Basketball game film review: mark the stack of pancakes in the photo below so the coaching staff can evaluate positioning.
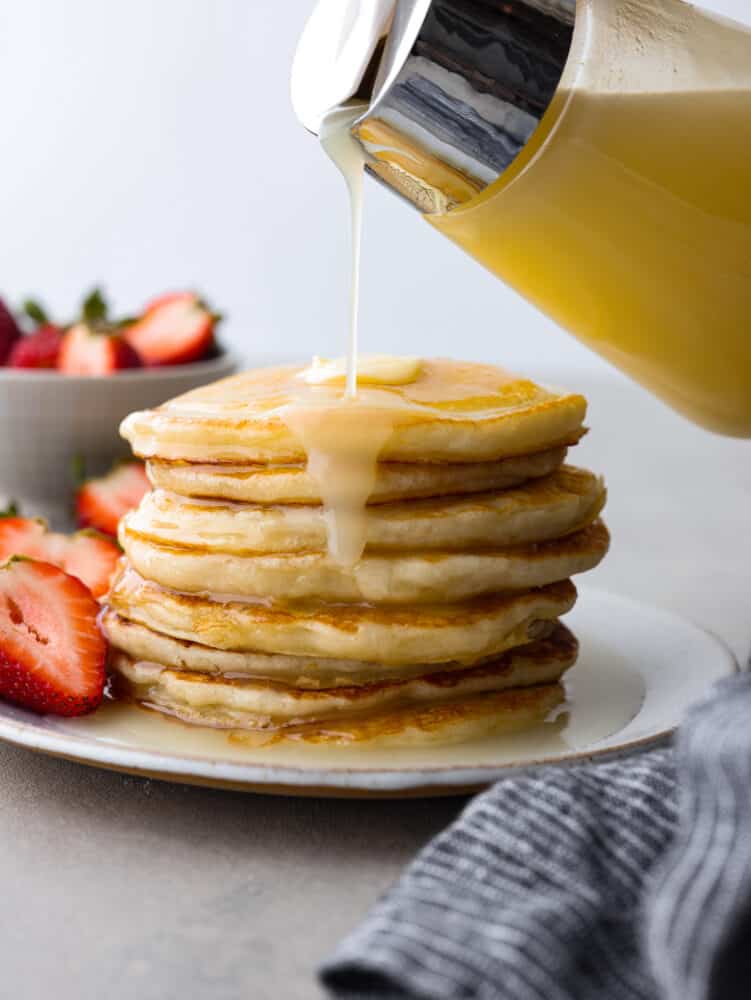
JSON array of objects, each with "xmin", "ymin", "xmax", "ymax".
[{"xmin": 103, "ymin": 359, "xmax": 609, "ymax": 746}]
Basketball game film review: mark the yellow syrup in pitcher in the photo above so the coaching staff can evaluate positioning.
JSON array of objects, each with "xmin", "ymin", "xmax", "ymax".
[{"xmin": 428, "ymin": 87, "xmax": 751, "ymax": 436}]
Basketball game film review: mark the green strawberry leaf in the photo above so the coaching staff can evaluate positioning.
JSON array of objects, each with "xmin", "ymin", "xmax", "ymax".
[
  {"xmin": 115, "ymin": 315, "xmax": 138, "ymax": 329},
  {"xmin": 82, "ymin": 288, "xmax": 109, "ymax": 327},
  {"xmin": 71, "ymin": 454, "xmax": 87, "ymax": 486},
  {"xmin": 23, "ymin": 299, "xmax": 50, "ymax": 326}
]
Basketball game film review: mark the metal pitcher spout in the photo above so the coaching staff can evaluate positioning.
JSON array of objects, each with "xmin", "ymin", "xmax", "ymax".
[{"xmin": 292, "ymin": 0, "xmax": 576, "ymax": 213}]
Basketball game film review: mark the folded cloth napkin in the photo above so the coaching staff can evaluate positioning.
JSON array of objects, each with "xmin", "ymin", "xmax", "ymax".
[{"xmin": 321, "ymin": 671, "xmax": 751, "ymax": 1000}]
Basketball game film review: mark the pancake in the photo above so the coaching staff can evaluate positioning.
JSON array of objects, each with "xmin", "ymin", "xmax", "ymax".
[
  {"xmin": 101, "ymin": 609, "xmax": 560, "ymax": 687},
  {"xmin": 109, "ymin": 623, "xmax": 576, "ymax": 730},
  {"xmin": 121, "ymin": 360, "xmax": 587, "ymax": 464},
  {"xmin": 107, "ymin": 568, "xmax": 577, "ymax": 666},
  {"xmin": 111, "ymin": 629, "xmax": 575, "ymax": 723},
  {"xmin": 127, "ymin": 466, "xmax": 605, "ymax": 554},
  {"xmin": 106, "ymin": 356, "xmax": 607, "ymax": 748},
  {"xmin": 145, "ymin": 445, "xmax": 575, "ymax": 505},
  {"xmin": 118, "ymin": 677, "xmax": 566, "ymax": 748},
  {"xmin": 119, "ymin": 519, "xmax": 609, "ymax": 604},
  {"xmin": 260, "ymin": 684, "xmax": 566, "ymax": 748}
]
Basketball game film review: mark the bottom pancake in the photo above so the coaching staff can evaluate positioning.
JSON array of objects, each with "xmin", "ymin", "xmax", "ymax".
[
  {"xmin": 264, "ymin": 684, "xmax": 568, "ymax": 748},
  {"xmin": 114, "ymin": 678, "xmax": 566, "ymax": 749},
  {"xmin": 109, "ymin": 624, "xmax": 576, "ymax": 746}
]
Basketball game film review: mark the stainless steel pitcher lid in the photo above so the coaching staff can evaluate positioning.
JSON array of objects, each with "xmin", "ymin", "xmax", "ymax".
[{"xmin": 293, "ymin": 0, "xmax": 576, "ymax": 213}]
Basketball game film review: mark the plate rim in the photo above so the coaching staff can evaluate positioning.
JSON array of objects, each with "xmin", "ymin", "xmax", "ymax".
[{"xmin": 0, "ymin": 588, "xmax": 738, "ymax": 794}]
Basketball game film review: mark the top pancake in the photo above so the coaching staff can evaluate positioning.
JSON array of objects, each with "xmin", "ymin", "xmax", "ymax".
[{"xmin": 121, "ymin": 359, "xmax": 587, "ymax": 464}]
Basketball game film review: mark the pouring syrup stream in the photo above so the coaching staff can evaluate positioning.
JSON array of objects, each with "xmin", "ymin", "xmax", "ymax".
[{"xmin": 319, "ymin": 102, "xmax": 369, "ymax": 397}]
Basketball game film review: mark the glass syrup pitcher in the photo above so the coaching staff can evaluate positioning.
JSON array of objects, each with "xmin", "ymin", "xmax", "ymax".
[{"xmin": 292, "ymin": 0, "xmax": 751, "ymax": 437}]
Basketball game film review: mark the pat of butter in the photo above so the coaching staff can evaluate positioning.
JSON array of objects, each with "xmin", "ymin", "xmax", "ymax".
[{"xmin": 299, "ymin": 354, "xmax": 422, "ymax": 386}]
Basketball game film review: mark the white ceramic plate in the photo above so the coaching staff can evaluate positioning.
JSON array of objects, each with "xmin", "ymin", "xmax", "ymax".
[{"xmin": 0, "ymin": 588, "xmax": 736, "ymax": 797}]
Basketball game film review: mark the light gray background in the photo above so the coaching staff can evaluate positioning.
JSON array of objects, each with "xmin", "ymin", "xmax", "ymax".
[{"xmin": 1, "ymin": 0, "xmax": 749, "ymax": 372}]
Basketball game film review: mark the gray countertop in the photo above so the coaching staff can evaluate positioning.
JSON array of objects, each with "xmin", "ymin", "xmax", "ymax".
[{"xmin": 1, "ymin": 371, "xmax": 749, "ymax": 1000}]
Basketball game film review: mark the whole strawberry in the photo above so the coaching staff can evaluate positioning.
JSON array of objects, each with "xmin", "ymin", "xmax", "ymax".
[
  {"xmin": 8, "ymin": 325, "xmax": 63, "ymax": 368},
  {"xmin": 0, "ymin": 297, "xmax": 22, "ymax": 365},
  {"xmin": 9, "ymin": 300, "xmax": 63, "ymax": 369},
  {"xmin": 58, "ymin": 288, "xmax": 142, "ymax": 375}
]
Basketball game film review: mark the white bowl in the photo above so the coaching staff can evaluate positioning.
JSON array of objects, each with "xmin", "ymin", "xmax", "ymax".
[{"xmin": 0, "ymin": 353, "xmax": 238, "ymax": 525}]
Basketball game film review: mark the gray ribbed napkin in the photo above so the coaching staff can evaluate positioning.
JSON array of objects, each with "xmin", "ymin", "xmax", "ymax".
[{"xmin": 321, "ymin": 671, "xmax": 751, "ymax": 1000}]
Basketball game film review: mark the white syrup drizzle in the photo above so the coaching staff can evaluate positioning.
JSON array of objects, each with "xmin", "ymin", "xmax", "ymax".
[{"xmin": 280, "ymin": 102, "xmax": 423, "ymax": 569}]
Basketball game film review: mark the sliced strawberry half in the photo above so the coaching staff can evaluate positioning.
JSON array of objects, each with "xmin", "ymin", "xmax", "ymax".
[
  {"xmin": 56, "ymin": 533, "xmax": 121, "ymax": 600},
  {"xmin": 0, "ymin": 558, "xmax": 106, "ymax": 716},
  {"xmin": 0, "ymin": 518, "xmax": 120, "ymax": 599},
  {"xmin": 8, "ymin": 324, "xmax": 63, "ymax": 369},
  {"xmin": 58, "ymin": 322, "xmax": 142, "ymax": 375},
  {"xmin": 124, "ymin": 291, "xmax": 217, "ymax": 366},
  {"xmin": 76, "ymin": 461, "xmax": 150, "ymax": 538}
]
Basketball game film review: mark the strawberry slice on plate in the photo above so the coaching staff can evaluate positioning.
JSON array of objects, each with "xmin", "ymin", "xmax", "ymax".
[
  {"xmin": 76, "ymin": 461, "xmax": 150, "ymax": 538},
  {"xmin": 0, "ymin": 518, "xmax": 120, "ymax": 599},
  {"xmin": 56, "ymin": 533, "xmax": 121, "ymax": 600},
  {"xmin": 0, "ymin": 558, "xmax": 106, "ymax": 716},
  {"xmin": 124, "ymin": 291, "xmax": 217, "ymax": 366}
]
